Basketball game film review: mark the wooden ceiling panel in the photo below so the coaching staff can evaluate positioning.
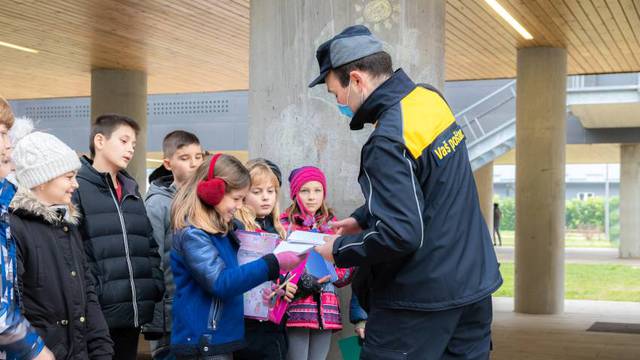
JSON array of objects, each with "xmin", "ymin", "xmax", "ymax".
[
  {"xmin": 0, "ymin": 0, "xmax": 250, "ymax": 99},
  {"xmin": 445, "ymin": 0, "xmax": 640, "ymax": 80},
  {"xmin": 1, "ymin": 0, "xmax": 639, "ymax": 99}
]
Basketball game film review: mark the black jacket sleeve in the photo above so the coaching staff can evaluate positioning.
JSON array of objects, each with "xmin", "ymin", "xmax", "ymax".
[
  {"xmin": 333, "ymin": 136, "xmax": 425, "ymax": 267},
  {"xmin": 73, "ymin": 190, "xmax": 102, "ymax": 294},
  {"xmin": 83, "ymin": 252, "xmax": 114, "ymax": 360},
  {"xmin": 12, "ymin": 219, "xmax": 27, "ymax": 315},
  {"xmin": 146, "ymin": 217, "xmax": 165, "ymax": 303},
  {"xmin": 350, "ymin": 205, "xmax": 369, "ymax": 231}
]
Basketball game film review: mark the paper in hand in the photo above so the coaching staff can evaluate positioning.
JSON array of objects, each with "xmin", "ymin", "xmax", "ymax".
[{"xmin": 273, "ymin": 230, "xmax": 327, "ymax": 255}]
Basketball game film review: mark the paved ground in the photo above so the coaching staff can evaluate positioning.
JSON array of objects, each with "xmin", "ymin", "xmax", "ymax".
[
  {"xmin": 495, "ymin": 246, "xmax": 640, "ymax": 266},
  {"xmin": 491, "ymin": 297, "xmax": 640, "ymax": 360}
]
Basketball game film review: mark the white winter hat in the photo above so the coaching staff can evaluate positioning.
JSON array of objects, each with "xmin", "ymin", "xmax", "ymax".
[{"xmin": 13, "ymin": 131, "xmax": 81, "ymax": 189}]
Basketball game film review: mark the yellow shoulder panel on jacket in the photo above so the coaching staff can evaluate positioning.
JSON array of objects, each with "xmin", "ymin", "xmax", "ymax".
[{"xmin": 400, "ymin": 87, "xmax": 455, "ymax": 159}]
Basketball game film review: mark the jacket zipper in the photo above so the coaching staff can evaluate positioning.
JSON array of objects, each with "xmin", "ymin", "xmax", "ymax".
[
  {"xmin": 208, "ymin": 297, "xmax": 222, "ymax": 330},
  {"xmin": 106, "ymin": 176, "xmax": 140, "ymax": 327}
]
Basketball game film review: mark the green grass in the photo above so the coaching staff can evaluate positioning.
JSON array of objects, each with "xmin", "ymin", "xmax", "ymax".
[
  {"xmin": 497, "ymin": 230, "xmax": 616, "ymax": 248},
  {"xmin": 494, "ymin": 262, "xmax": 640, "ymax": 302}
]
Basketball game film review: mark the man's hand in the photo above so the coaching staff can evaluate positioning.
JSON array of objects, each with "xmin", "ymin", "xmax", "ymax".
[
  {"xmin": 329, "ymin": 217, "xmax": 362, "ymax": 236},
  {"xmin": 34, "ymin": 346, "xmax": 55, "ymax": 360},
  {"xmin": 315, "ymin": 235, "xmax": 338, "ymax": 263},
  {"xmin": 355, "ymin": 321, "xmax": 366, "ymax": 339}
]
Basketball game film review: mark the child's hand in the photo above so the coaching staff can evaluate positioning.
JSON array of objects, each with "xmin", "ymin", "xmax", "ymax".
[
  {"xmin": 275, "ymin": 251, "xmax": 303, "ymax": 271},
  {"xmin": 284, "ymin": 282, "xmax": 297, "ymax": 302},
  {"xmin": 262, "ymin": 284, "xmax": 285, "ymax": 307},
  {"xmin": 355, "ymin": 321, "xmax": 366, "ymax": 339},
  {"xmin": 34, "ymin": 347, "xmax": 55, "ymax": 360},
  {"xmin": 261, "ymin": 286, "xmax": 274, "ymax": 305}
]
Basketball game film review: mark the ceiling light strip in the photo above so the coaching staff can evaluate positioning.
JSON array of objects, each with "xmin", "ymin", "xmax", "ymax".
[
  {"xmin": 485, "ymin": 0, "xmax": 534, "ymax": 40},
  {"xmin": 0, "ymin": 40, "xmax": 39, "ymax": 54}
]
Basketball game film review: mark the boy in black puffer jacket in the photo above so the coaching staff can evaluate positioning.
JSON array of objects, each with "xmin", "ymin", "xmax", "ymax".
[{"xmin": 73, "ymin": 114, "xmax": 164, "ymax": 360}]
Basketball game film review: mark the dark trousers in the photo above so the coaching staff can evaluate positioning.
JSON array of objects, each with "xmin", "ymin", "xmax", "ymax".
[
  {"xmin": 110, "ymin": 327, "xmax": 141, "ymax": 360},
  {"xmin": 493, "ymin": 227, "xmax": 502, "ymax": 246},
  {"xmin": 361, "ymin": 296, "xmax": 493, "ymax": 360},
  {"xmin": 234, "ymin": 319, "xmax": 288, "ymax": 360}
]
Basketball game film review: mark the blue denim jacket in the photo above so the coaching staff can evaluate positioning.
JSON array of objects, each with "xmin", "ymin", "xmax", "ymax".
[{"xmin": 349, "ymin": 294, "xmax": 368, "ymax": 324}]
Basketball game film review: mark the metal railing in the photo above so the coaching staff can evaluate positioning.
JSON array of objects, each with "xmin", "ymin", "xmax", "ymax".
[
  {"xmin": 457, "ymin": 73, "xmax": 640, "ymax": 167},
  {"xmin": 454, "ymin": 80, "xmax": 516, "ymax": 146}
]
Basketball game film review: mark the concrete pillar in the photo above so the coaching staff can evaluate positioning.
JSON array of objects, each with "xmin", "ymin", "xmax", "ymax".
[
  {"xmin": 619, "ymin": 144, "xmax": 640, "ymax": 258},
  {"xmin": 91, "ymin": 69, "xmax": 148, "ymax": 192},
  {"xmin": 248, "ymin": 0, "xmax": 445, "ymax": 355},
  {"xmin": 515, "ymin": 47, "xmax": 567, "ymax": 315},
  {"xmin": 474, "ymin": 161, "xmax": 494, "ymax": 236}
]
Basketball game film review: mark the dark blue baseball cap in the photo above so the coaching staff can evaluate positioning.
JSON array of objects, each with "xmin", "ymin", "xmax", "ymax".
[{"xmin": 308, "ymin": 25, "xmax": 384, "ymax": 88}]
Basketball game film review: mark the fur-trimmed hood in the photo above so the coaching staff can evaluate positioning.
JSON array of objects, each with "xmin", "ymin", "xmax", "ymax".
[{"xmin": 10, "ymin": 188, "xmax": 80, "ymax": 226}]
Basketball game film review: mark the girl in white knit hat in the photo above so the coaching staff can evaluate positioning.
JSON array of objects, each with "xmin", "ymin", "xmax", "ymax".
[{"xmin": 10, "ymin": 131, "xmax": 114, "ymax": 359}]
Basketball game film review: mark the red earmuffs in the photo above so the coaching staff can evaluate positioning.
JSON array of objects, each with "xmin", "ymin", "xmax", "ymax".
[{"xmin": 197, "ymin": 153, "xmax": 226, "ymax": 206}]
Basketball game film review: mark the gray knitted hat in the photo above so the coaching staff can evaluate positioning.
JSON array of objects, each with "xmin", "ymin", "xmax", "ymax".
[{"xmin": 13, "ymin": 131, "xmax": 81, "ymax": 189}]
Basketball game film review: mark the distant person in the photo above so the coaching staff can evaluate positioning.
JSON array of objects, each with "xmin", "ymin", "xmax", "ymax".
[{"xmin": 494, "ymin": 203, "xmax": 502, "ymax": 247}]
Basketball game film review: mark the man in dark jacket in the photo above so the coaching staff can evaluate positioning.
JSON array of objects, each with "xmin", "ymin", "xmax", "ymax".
[
  {"xmin": 314, "ymin": 26, "xmax": 503, "ymax": 359},
  {"xmin": 73, "ymin": 114, "xmax": 164, "ymax": 360}
]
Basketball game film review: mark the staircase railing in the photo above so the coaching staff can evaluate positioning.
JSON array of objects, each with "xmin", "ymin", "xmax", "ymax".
[
  {"xmin": 455, "ymin": 80, "xmax": 516, "ymax": 146},
  {"xmin": 457, "ymin": 73, "xmax": 640, "ymax": 170}
]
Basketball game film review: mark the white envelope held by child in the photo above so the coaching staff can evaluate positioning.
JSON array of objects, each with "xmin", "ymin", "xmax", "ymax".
[{"xmin": 273, "ymin": 231, "xmax": 328, "ymax": 255}]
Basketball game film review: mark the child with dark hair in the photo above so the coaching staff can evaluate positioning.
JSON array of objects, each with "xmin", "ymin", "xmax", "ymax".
[
  {"xmin": 73, "ymin": 114, "xmax": 164, "ymax": 360},
  {"xmin": 142, "ymin": 130, "xmax": 204, "ymax": 359}
]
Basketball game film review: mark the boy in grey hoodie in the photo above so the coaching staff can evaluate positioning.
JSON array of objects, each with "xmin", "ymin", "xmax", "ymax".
[{"xmin": 142, "ymin": 131, "xmax": 204, "ymax": 359}]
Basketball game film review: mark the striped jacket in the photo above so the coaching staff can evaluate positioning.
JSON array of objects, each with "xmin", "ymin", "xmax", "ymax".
[
  {"xmin": 280, "ymin": 212, "xmax": 353, "ymax": 330},
  {"xmin": 332, "ymin": 69, "xmax": 503, "ymax": 311}
]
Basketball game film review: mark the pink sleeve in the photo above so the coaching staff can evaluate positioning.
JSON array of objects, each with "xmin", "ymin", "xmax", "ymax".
[{"xmin": 333, "ymin": 265, "xmax": 355, "ymax": 288}]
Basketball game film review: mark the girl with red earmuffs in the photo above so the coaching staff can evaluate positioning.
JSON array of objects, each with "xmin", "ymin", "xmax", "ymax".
[{"xmin": 169, "ymin": 154, "xmax": 302, "ymax": 360}]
